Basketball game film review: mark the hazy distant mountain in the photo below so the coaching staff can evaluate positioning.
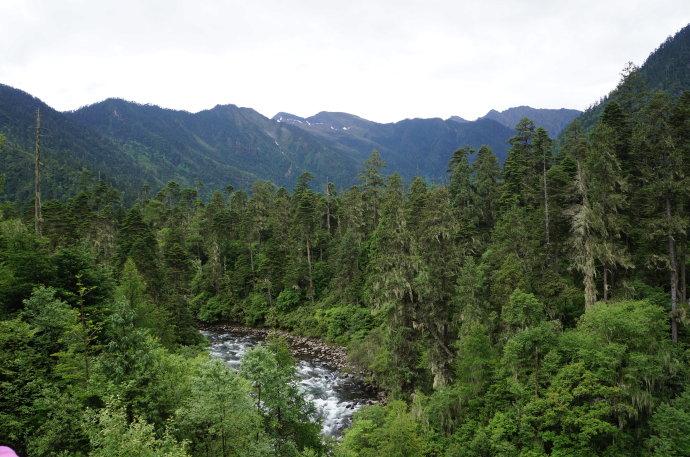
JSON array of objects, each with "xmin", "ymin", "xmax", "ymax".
[
  {"xmin": 0, "ymin": 85, "xmax": 578, "ymax": 201},
  {"xmin": 481, "ymin": 106, "xmax": 581, "ymax": 136},
  {"xmin": 273, "ymin": 110, "xmax": 516, "ymax": 183},
  {"xmin": 69, "ymin": 99, "xmax": 362, "ymax": 190},
  {"xmin": 447, "ymin": 115, "xmax": 469, "ymax": 123}
]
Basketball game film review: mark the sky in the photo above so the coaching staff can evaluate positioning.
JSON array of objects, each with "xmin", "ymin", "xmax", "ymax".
[{"xmin": 1, "ymin": 1, "xmax": 690, "ymax": 123}]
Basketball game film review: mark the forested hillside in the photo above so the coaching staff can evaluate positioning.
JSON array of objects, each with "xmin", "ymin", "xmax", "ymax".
[{"xmin": 0, "ymin": 85, "xmax": 152, "ymax": 202}]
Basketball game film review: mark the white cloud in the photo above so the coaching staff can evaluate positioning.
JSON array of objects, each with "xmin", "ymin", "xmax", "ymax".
[{"xmin": 1, "ymin": 0, "xmax": 689, "ymax": 122}]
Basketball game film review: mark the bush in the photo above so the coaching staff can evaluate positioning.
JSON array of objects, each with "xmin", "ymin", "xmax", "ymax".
[
  {"xmin": 279, "ymin": 305, "xmax": 321, "ymax": 338},
  {"xmin": 315, "ymin": 305, "xmax": 374, "ymax": 344},
  {"xmin": 243, "ymin": 292, "xmax": 268, "ymax": 326},
  {"xmin": 646, "ymin": 387, "xmax": 690, "ymax": 456},
  {"xmin": 276, "ymin": 289, "xmax": 302, "ymax": 313},
  {"xmin": 196, "ymin": 294, "xmax": 232, "ymax": 323},
  {"xmin": 336, "ymin": 401, "xmax": 430, "ymax": 457}
]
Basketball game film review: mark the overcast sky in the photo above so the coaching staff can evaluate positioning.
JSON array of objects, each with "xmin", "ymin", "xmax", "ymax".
[{"xmin": 1, "ymin": 1, "xmax": 689, "ymax": 123}]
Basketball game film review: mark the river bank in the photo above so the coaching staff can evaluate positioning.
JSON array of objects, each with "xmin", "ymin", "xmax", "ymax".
[
  {"xmin": 200, "ymin": 326, "xmax": 383, "ymax": 436},
  {"xmin": 199, "ymin": 323, "xmax": 386, "ymax": 400}
]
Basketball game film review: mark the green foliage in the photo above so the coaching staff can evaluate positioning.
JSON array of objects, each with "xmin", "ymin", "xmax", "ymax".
[
  {"xmin": 87, "ymin": 402, "xmax": 189, "ymax": 457},
  {"xmin": 276, "ymin": 289, "xmax": 301, "ymax": 313},
  {"xmin": 502, "ymin": 290, "xmax": 546, "ymax": 332},
  {"xmin": 174, "ymin": 360, "xmax": 271, "ymax": 457},
  {"xmin": 241, "ymin": 339, "xmax": 323, "ymax": 456},
  {"xmin": 314, "ymin": 305, "xmax": 374, "ymax": 343},
  {"xmin": 336, "ymin": 401, "xmax": 431, "ymax": 457},
  {"xmin": 646, "ymin": 387, "xmax": 690, "ymax": 456},
  {"xmin": 0, "ymin": 219, "xmax": 55, "ymax": 314},
  {"xmin": 196, "ymin": 293, "xmax": 233, "ymax": 323},
  {"xmin": 243, "ymin": 292, "xmax": 269, "ymax": 326}
]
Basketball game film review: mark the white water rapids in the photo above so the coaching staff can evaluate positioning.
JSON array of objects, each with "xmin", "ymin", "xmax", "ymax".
[{"xmin": 202, "ymin": 329, "xmax": 377, "ymax": 436}]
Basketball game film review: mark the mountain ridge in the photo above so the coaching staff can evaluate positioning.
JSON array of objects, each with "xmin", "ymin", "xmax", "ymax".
[
  {"xmin": 0, "ymin": 85, "xmax": 586, "ymax": 203},
  {"xmin": 480, "ymin": 106, "xmax": 581, "ymax": 136}
]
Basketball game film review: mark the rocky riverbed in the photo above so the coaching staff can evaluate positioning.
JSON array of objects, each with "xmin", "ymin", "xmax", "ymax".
[{"xmin": 200, "ymin": 325, "xmax": 381, "ymax": 436}]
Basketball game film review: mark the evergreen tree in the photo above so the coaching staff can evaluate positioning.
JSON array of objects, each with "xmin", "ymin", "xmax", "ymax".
[
  {"xmin": 533, "ymin": 127, "xmax": 553, "ymax": 245},
  {"xmin": 117, "ymin": 207, "xmax": 162, "ymax": 296},
  {"xmin": 632, "ymin": 91, "xmax": 689, "ymax": 341},
  {"xmin": 500, "ymin": 117, "xmax": 537, "ymax": 208},
  {"xmin": 360, "ymin": 151, "xmax": 386, "ymax": 232},
  {"xmin": 294, "ymin": 172, "xmax": 318, "ymax": 300},
  {"xmin": 447, "ymin": 147, "xmax": 478, "ymax": 248},
  {"xmin": 366, "ymin": 174, "xmax": 420, "ymax": 393},
  {"xmin": 472, "ymin": 145, "xmax": 500, "ymax": 242}
]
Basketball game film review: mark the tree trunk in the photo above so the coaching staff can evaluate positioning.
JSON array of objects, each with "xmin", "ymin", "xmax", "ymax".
[
  {"xmin": 667, "ymin": 197, "xmax": 678, "ymax": 343},
  {"xmin": 255, "ymin": 384, "xmax": 261, "ymax": 442},
  {"xmin": 603, "ymin": 267, "xmax": 609, "ymax": 301},
  {"xmin": 534, "ymin": 348, "xmax": 541, "ymax": 396},
  {"xmin": 34, "ymin": 108, "xmax": 43, "ymax": 236},
  {"xmin": 306, "ymin": 238, "xmax": 314, "ymax": 299},
  {"xmin": 543, "ymin": 153, "xmax": 550, "ymax": 245},
  {"xmin": 79, "ymin": 297, "xmax": 90, "ymax": 380},
  {"xmin": 576, "ymin": 156, "xmax": 596, "ymax": 309},
  {"xmin": 681, "ymin": 250, "xmax": 687, "ymax": 305},
  {"xmin": 583, "ymin": 237, "xmax": 597, "ymax": 309},
  {"xmin": 211, "ymin": 239, "xmax": 222, "ymax": 293},
  {"xmin": 325, "ymin": 184, "xmax": 332, "ymax": 232}
]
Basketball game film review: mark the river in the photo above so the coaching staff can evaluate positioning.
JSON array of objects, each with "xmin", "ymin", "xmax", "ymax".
[{"xmin": 201, "ymin": 328, "xmax": 378, "ymax": 436}]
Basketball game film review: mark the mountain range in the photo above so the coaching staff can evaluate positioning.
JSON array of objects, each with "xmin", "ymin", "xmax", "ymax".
[
  {"xmin": 0, "ymin": 85, "xmax": 579, "ymax": 201},
  {"xmin": 2, "ymin": 22, "xmax": 690, "ymax": 202}
]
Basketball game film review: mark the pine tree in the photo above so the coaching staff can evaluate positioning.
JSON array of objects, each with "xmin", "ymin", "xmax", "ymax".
[
  {"xmin": 533, "ymin": 128, "xmax": 553, "ymax": 245},
  {"xmin": 360, "ymin": 150, "xmax": 386, "ymax": 232},
  {"xmin": 587, "ymin": 122, "xmax": 631, "ymax": 300},
  {"xmin": 566, "ymin": 123, "xmax": 597, "ymax": 308},
  {"xmin": 500, "ymin": 118, "xmax": 537, "ymax": 209},
  {"xmin": 472, "ymin": 145, "xmax": 501, "ymax": 241},
  {"xmin": 447, "ymin": 147, "xmax": 478, "ymax": 247},
  {"xmin": 569, "ymin": 120, "xmax": 631, "ymax": 308},
  {"xmin": 367, "ymin": 174, "xmax": 420, "ymax": 393},
  {"xmin": 408, "ymin": 184, "xmax": 458, "ymax": 388},
  {"xmin": 117, "ymin": 207, "xmax": 162, "ymax": 296},
  {"xmin": 633, "ymin": 92, "xmax": 688, "ymax": 342},
  {"xmin": 294, "ymin": 172, "xmax": 318, "ymax": 300},
  {"xmin": 671, "ymin": 91, "xmax": 690, "ymax": 305}
]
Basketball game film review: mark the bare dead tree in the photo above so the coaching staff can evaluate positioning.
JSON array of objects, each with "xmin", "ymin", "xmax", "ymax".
[{"xmin": 34, "ymin": 108, "xmax": 43, "ymax": 236}]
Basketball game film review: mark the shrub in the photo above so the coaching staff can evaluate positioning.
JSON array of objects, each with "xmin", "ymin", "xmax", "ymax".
[
  {"xmin": 243, "ymin": 292, "xmax": 268, "ymax": 326},
  {"xmin": 196, "ymin": 294, "xmax": 231, "ymax": 323}
]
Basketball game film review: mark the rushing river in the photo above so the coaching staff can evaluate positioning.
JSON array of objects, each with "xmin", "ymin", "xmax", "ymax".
[{"xmin": 202, "ymin": 329, "xmax": 377, "ymax": 436}]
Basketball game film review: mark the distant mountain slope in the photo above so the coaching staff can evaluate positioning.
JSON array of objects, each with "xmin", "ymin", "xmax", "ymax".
[
  {"xmin": 69, "ymin": 99, "xmax": 362, "ymax": 190},
  {"xmin": 0, "ymin": 84, "xmax": 157, "ymax": 201},
  {"xmin": 640, "ymin": 23, "xmax": 690, "ymax": 95},
  {"xmin": 481, "ymin": 106, "xmax": 581, "ymax": 136},
  {"xmin": 447, "ymin": 115, "xmax": 469, "ymax": 123},
  {"xmin": 573, "ymin": 23, "xmax": 690, "ymax": 131},
  {"xmin": 272, "ymin": 111, "xmax": 516, "ymax": 182},
  {"xmin": 1, "ymin": 84, "xmax": 579, "ymax": 202}
]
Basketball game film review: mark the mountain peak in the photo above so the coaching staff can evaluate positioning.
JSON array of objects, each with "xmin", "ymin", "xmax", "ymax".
[
  {"xmin": 272, "ymin": 112, "xmax": 305, "ymax": 123},
  {"xmin": 481, "ymin": 106, "xmax": 581, "ymax": 136},
  {"xmin": 447, "ymin": 115, "xmax": 468, "ymax": 123}
]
